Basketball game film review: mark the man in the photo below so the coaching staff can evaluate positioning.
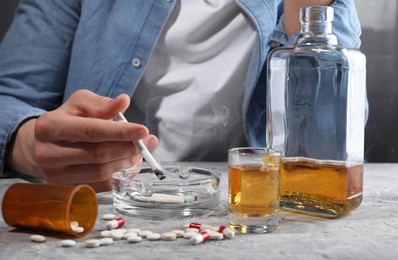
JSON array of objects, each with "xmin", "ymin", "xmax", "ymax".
[{"xmin": 0, "ymin": 0, "xmax": 361, "ymax": 192}]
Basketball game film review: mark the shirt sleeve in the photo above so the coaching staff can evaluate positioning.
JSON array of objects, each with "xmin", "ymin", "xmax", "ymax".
[
  {"xmin": 269, "ymin": 0, "xmax": 362, "ymax": 48},
  {"xmin": 0, "ymin": 0, "xmax": 80, "ymax": 176}
]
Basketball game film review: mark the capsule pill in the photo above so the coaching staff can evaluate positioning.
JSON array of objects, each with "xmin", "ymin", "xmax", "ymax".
[
  {"xmin": 106, "ymin": 217, "xmax": 125, "ymax": 230},
  {"xmin": 190, "ymin": 231, "xmax": 210, "ymax": 245},
  {"xmin": 184, "ymin": 222, "xmax": 213, "ymax": 231},
  {"xmin": 216, "ymin": 226, "xmax": 235, "ymax": 239}
]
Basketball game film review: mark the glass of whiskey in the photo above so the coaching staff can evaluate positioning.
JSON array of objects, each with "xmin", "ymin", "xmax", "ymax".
[{"xmin": 228, "ymin": 147, "xmax": 281, "ymax": 233}]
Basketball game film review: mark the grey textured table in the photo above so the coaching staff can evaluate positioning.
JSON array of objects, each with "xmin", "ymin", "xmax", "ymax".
[{"xmin": 0, "ymin": 162, "xmax": 397, "ymax": 260}]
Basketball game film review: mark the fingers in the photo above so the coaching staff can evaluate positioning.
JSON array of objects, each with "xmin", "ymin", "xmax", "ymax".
[
  {"xmin": 43, "ymin": 155, "xmax": 143, "ymax": 186},
  {"xmin": 35, "ymin": 114, "xmax": 148, "ymax": 143},
  {"xmin": 35, "ymin": 141, "xmax": 139, "ymax": 166}
]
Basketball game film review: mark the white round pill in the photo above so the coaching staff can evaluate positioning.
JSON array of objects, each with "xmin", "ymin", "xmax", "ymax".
[
  {"xmin": 123, "ymin": 232, "xmax": 137, "ymax": 239},
  {"xmin": 147, "ymin": 233, "xmax": 161, "ymax": 241},
  {"xmin": 99, "ymin": 237, "xmax": 114, "ymax": 246},
  {"xmin": 69, "ymin": 221, "xmax": 79, "ymax": 228},
  {"xmin": 183, "ymin": 231, "xmax": 197, "ymax": 239},
  {"xmin": 127, "ymin": 235, "xmax": 143, "ymax": 243},
  {"xmin": 185, "ymin": 228, "xmax": 199, "ymax": 233},
  {"xmin": 170, "ymin": 229, "xmax": 185, "ymax": 238},
  {"xmin": 71, "ymin": 225, "xmax": 84, "ymax": 233},
  {"xmin": 138, "ymin": 230, "xmax": 153, "ymax": 238},
  {"xmin": 203, "ymin": 229, "xmax": 223, "ymax": 240},
  {"xmin": 161, "ymin": 232, "xmax": 177, "ymax": 241},
  {"xmin": 30, "ymin": 234, "xmax": 46, "ymax": 243},
  {"xmin": 100, "ymin": 230, "xmax": 111, "ymax": 238},
  {"xmin": 110, "ymin": 229, "xmax": 124, "ymax": 240},
  {"xmin": 127, "ymin": 228, "xmax": 141, "ymax": 233},
  {"xmin": 102, "ymin": 213, "xmax": 116, "ymax": 221},
  {"xmin": 61, "ymin": 239, "xmax": 76, "ymax": 247},
  {"xmin": 85, "ymin": 239, "xmax": 101, "ymax": 248}
]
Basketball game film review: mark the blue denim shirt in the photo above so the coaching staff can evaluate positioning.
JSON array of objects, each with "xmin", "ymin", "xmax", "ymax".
[{"xmin": 0, "ymin": 0, "xmax": 361, "ymax": 174}]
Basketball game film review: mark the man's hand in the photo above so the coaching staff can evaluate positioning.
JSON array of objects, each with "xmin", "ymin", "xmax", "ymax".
[{"xmin": 6, "ymin": 89, "xmax": 158, "ymax": 192}]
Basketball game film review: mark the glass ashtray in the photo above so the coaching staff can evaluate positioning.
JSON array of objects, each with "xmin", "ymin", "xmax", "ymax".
[{"xmin": 112, "ymin": 166, "xmax": 222, "ymax": 219}]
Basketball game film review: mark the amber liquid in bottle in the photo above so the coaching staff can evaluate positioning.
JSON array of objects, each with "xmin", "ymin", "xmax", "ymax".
[{"xmin": 280, "ymin": 158, "xmax": 363, "ymax": 218}]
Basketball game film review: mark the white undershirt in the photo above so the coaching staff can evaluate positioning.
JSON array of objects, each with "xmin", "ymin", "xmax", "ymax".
[{"xmin": 127, "ymin": 0, "xmax": 257, "ymax": 162}]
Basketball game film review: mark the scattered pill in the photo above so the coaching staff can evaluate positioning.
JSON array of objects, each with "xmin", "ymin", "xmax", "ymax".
[
  {"xmin": 85, "ymin": 239, "xmax": 101, "ymax": 248},
  {"xmin": 106, "ymin": 217, "xmax": 125, "ymax": 230},
  {"xmin": 147, "ymin": 233, "xmax": 161, "ymax": 241},
  {"xmin": 190, "ymin": 231, "xmax": 210, "ymax": 245},
  {"xmin": 170, "ymin": 229, "xmax": 185, "ymax": 238},
  {"xmin": 215, "ymin": 226, "xmax": 235, "ymax": 239},
  {"xmin": 61, "ymin": 239, "xmax": 76, "ymax": 247},
  {"xmin": 69, "ymin": 221, "xmax": 79, "ymax": 228},
  {"xmin": 127, "ymin": 235, "xmax": 143, "ymax": 243},
  {"xmin": 185, "ymin": 228, "xmax": 199, "ymax": 233},
  {"xmin": 161, "ymin": 232, "xmax": 177, "ymax": 241},
  {"xmin": 123, "ymin": 232, "xmax": 138, "ymax": 239},
  {"xmin": 183, "ymin": 231, "xmax": 197, "ymax": 239},
  {"xmin": 71, "ymin": 225, "xmax": 84, "ymax": 233},
  {"xmin": 102, "ymin": 213, "xmax": 116, "ymax": 221},
  {"xmin": 138, "ymin": 230, "xmax": 153, "ymax": 238},
  {"xmin": 184, "ymin": 222, "xmax": 213, "ymax": 231},
  {"xmin": 110, "ymin": 229, "xmax": 125, "ymax": 240},
  {"xmin": 203, "ymin": 229, "xmax": 223, "ymax": 240},
  {"xmin": 30, "ymin": 234, "xmax": 46, "ymax": 243},
  {"xmin": 100, "ymin": 237, "xmax": 114, "ymax": 246},
  {"xmin": 127, "ymin": 228, "xmax": 141, "ymax": 233},
  {"xmin": 100, "ymin": 230, "xmax": 111, "ymax": 238}
]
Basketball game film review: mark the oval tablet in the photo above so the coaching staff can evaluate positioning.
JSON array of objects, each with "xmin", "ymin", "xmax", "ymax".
[
  {"xmin": 100, "ymin": 237, "xmax": 114, "ymax": 246},
  {"xmin": 170, "ymin": 230, "xmax": 184, "ymax": 238},
  {"xmin": 138, "ymin": 230, "xmax": 153, "ymax": 238},
  {"xmin": 85, "ymin": 239, "xmax": 101, "ymax": 248},
  {"xmin": 102, "ymin": 213, "xmax": 116, "ymax": 221},
  {"xmin": 161, "ymin": 232, "xmax": 177, "ymax": 241},
  {"xmin": 147, "ymin": 233, "xmax": 161, "ymax": 241},
  {"xmin": 61, "ymin": 239, "xmax": 76, "ymax": 247},
  {"xmin": 183, "ymin": 231, "xmax": 197, "ymax": 239},
  {"xmin": 30, "ymin": 234, "xmax": 46, "ymax": 243},
  {"xmin": 127, "ymin": 235, "xmax": 143, "ymax": 243}
]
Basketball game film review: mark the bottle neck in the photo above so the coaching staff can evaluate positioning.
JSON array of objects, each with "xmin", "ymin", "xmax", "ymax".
[{"xmin": 296, "ymin": 21, "xmax": 338, "ymax": 46}]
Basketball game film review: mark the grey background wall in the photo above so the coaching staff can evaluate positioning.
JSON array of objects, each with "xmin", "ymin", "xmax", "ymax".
[{"xmin": 0, "ymin": 1, "xmax": 396, "ymax": 162}]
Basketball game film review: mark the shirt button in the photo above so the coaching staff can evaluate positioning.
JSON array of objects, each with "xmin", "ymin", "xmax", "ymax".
[{"xmin": 131, "ymin": 58, "xmax": 141, "ymax": 68}]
